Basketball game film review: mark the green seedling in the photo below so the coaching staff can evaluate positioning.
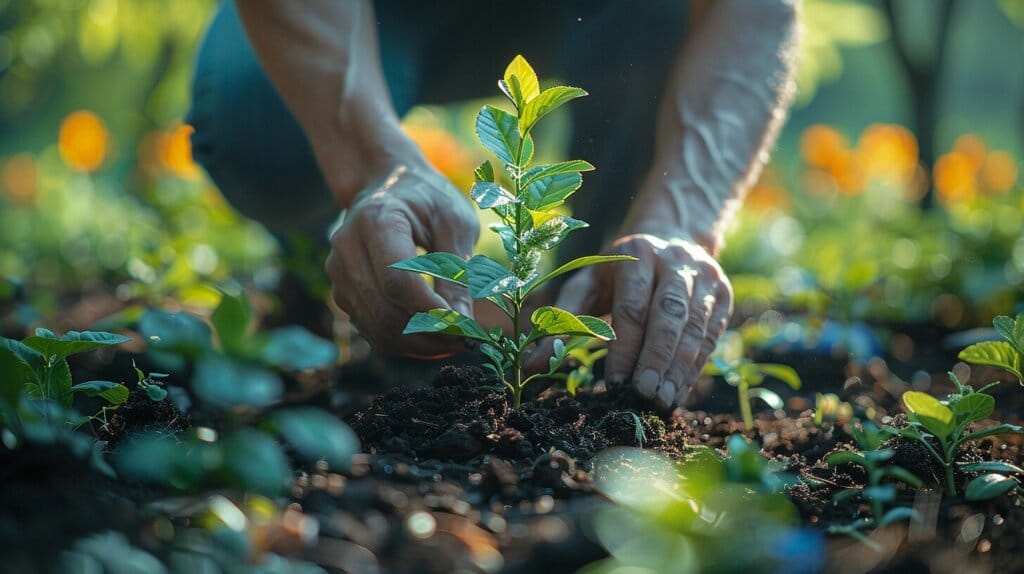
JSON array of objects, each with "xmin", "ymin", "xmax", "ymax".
[
  {"xmin": 958, "ymin": 312, "xmax": 1024, "ymax": 385},
  {"xmin": 545, "ymin": 337, "xmax": 608, "ymax": 396},
  {"xmin": 825, "ymin": 421, "xmax": 921, "ymax": 541},
  {"xmin": 0, "ymin": 328, "xmax": 131, "ymax": 429},
  {"xmin": 898, "ymin": 371, "xmax": 1022, "ymax": 497},
  {"xmin": 703, "ymin": 358, "xmax": 801, "ymax": 431},
  {"xmin": 391, "ymin": 55, "xmax": 634, "ymax": 409},
  {"xmin": 132, "ymin": 360, "xmax": 169, "ymax": 402}
]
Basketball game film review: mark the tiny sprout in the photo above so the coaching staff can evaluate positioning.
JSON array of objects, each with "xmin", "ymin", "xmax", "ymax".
[{"xmin": 703, "ymin": 358, "xmax": 801, "ymax": 431}]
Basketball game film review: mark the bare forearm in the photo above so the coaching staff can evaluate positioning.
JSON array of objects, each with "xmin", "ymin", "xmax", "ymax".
[
  {"xmin": 235, "ymin": 0, "xmax": 421, "ymax": 207},
  {"xmin": 623, "ymin": 0, "xmax": 800, "ymax": 254}
]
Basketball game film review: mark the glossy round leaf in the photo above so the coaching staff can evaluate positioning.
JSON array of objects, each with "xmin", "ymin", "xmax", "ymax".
[
  {"xmin": 272, "ymin": 407, "xmax": 360, "ymax": 470},
  {"xmin": 262, "ymin": 326, "xmax": 338, "ymax": 371},
  {"xmin": 902, "ymin": 391, "xmax": 955, "ymax": 441},
  {"xmin": 965, "ymin": 473, "xmax": 1018, "ymax": 501},
  {"xmin": 192, "ymin": 356, "xmax": 283, "ymax": 410}
]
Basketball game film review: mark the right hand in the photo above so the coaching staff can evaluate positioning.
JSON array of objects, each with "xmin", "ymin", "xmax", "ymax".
[{"xmin": 324, "ymin": 159, "xmax": 480, "ymax": 358}]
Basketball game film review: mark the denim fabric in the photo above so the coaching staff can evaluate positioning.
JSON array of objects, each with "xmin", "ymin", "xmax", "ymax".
[{"xmin": 188, "ymin": 1, "xmax": 689, "ymax": 253}]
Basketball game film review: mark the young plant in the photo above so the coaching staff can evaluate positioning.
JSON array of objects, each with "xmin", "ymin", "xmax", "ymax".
[
  {"xmin": 958, "ymin": 311, "xmax": 1024, "ymax": 385},
  {"xmin": 391, "ymin": 55, "xmax": 633, "ymax": 409},
  {"xmin": 0, "ymin": 328, "xmax": 132, "ymax": 430},
  {"xmin": 703, "ymin": 358, "xmax": 801, "ymax": 431},
  {"xmin": 825, "ymin": 421, "xmax": 921, "ymax": 540},
  {"xmin": 898, "ymin": 371, "xmax": 1022, "ymax": 496},
  {"xmin": 132, "ymin": 360, "xmax": 169, "ymax": 402},
  {"xmin": 545, "ymin": 337, "xmax": 607, "ymax": 396}
]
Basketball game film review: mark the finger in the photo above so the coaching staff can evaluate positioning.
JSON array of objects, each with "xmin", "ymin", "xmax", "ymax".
[
  {"xmin": 431, "ymin": 210, "xmax": 479, "ymax": 318},
  {"xmin": 363, "ymin": 210, "xmax": 449, "ymax": 314},
  {"xmin": 524, "ymin": 270, "xmax": 599, "ymax": 374},
  {"xmin": 683, "ymin": 284, "xmax": 733, "ymax": 391},
  {"xmin": 654, "ymin": 280, "xmax": 714, "ymax": 409},
  {"xmin": 606, "ymin": 257, "xmax": 656, "ymax": 389},
  {"xmin": 634, "ymin": 265, "xmax": 694, "ymax": 405}
]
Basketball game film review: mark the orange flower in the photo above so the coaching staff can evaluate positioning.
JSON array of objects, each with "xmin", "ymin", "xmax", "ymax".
[
  {"xmin": 953, "ymin": 134, "xmax": 987, "ymax": 173},
  {"xmin": 1, "ymin": 153, "xmax": 38, "ymax": 206},
  {"xmin": 59, "ymin": 111, "xmax": 110, "ymax": 173},
  {"xmin": 857, "ymin": 124, "xmax": 918, "ymax": 186},
  {"xmin": 403, "ymin": 124, "xmax": 477, "ymax": 191},
  {"xmin": 800, "ymin": 125, "xmax": 848, "ymax": 169},
  {"xmin": 160, "ymin": 124, "xmax": 200, "ymax": 179},
  {"xmin": 980, "ymin": 150, "xmax": 1018, "ymax": 194},
  {"xmin": 934, "ymin": 151, "xmax": 977, "ymax": 205},
  {"xmin": 745, "ymin": 168, "xmax": 790, "ymax": 214}
]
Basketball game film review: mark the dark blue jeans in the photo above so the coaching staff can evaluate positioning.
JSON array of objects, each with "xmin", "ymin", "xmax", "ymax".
[{"xmin": 188, "ymin": 1, "xmax": 689, "ymax": 261}]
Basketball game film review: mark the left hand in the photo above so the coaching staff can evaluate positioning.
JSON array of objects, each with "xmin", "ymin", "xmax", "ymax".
[{"xmin": 549, "ymin": 233, "xmax": 733, "ymax": 410}]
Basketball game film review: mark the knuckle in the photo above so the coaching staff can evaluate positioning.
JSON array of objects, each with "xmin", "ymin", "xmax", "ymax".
[
  {"xmin": 659, "ymin": 294, "xmax": 689, "ymax": 318},
  {"xmin": 615, "ymin": 299, "xmax": 648, "ymax": 325}
]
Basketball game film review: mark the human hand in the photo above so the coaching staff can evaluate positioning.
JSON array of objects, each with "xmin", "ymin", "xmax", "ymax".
[
  {"xmin": 549, "ymin": 234, "xmax": 733, "ymax": 410},
  {"xmin": 324, "ymin": 161, "xmax": 480, "ymax": 359}
]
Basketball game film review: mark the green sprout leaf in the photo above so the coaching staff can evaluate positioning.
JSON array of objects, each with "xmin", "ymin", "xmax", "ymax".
[
  {"xmin": 391, "ymin": 253, "xmax": 468, "ymax": 287},
  {"xmin": 211, "ymin": 292, "xmax": 251, "ymax": 356},
  {"xmin": 71, "ymin": 381, "xmax": 130, "ymax": 406},
  {"xmin": 958, "ymin": 341, "xmax": 1023, "ymax": 384},
  {"xmin": 470, "ymin": 182, "xmax": 517, "ymax": 209},
  {"xmin": 403, "ymin": 309, "xmax": 492, "ymax": 343},
  {"xmin": 271, "ymin": 407, "xmax": 360, "ymax": 471},
  {"xmin": 961, "ymin": 423, "xmax": 1024, "ymax": 443},
  {"xmin": 21, "ymin": 330, "xmax": 131, "ymax": 361},
  {"xmin": 965, "ymin": 473, "xmax": 1018, "ymax": 501},
  {"xmin": 467, "ymin": 255, "xmax": 526, "ymax": 298},
  {"xmin": 476, "ymin": 105, "xmax": 521, "ymax": 166},
  {"xmin": 522, "ymin": 172, "xmax": 583, "ymax": 210},
  {"xmin": 474, "ymin": 160, "xmax": 495, "ymax": 183},
  {"xmin": 748, "ymin": 387, "xmax": 784, "ymax": 410},
  {"xmin": 993, "ymin": 312, "xmax": 1024, "ymax": 354},
  {"xmin": 824, "ymin": 451, "xmax": 870, "ymax": 468},
  {"xmin": 522, "ymin": 160, "xmax": 595, "ymax": 188},
  {"xmin": 527, "ymin": 306, "xmax": 615, "ymax": 344},
  {"xmin": 902, "ymin": 391, "xmax": 955, "ymax": 441},
  {"xmin": 952, "ymin": 393, "xmax": 995, "ymax": 426},
  {"xmin": 520, "ymin": 86, "xmax": 587, "ymax": 134},
  {"xmin": 960, "ymin": 460, "xmax": 1024, "ymax": 474},
  {"xmin": 755, "ymin": 364, "xmax": 802, "ymax": 390},
  {"xmin": 503, "ymin": 54, "xmax": 540, "ymax": 106}
]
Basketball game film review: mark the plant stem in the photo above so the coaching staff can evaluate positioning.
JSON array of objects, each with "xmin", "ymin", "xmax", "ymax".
[
  {"xmin": 740, "ymin": 383, "xmax": 754, "ymax": 431},
  {"xmin": 945, "ymin": 463, "xmax": 956, "ymax": 496}
]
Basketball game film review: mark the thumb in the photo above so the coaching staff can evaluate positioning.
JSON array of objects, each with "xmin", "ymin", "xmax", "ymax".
[{"xmin": 524, "ymin": 270, "xmax": 599, "ymax": 373}]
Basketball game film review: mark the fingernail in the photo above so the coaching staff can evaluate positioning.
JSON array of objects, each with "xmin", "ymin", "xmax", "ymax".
[
  {"xmin": 608, "ymin": 374, "xmax": 626, "ymax": 386},
  {"xmin": 636, "ymin": 369, "xmax": 660, "ymax": 398},
  {"xmin": 657, "ymin": 383, "xmax": 675, "ymax": 409},
  {"xmin": 674, "ymin": 384, "xmax": 691, "ymax": 407}
]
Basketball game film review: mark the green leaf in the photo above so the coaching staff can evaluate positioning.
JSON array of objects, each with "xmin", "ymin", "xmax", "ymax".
[
  {"xmin": 960, "ymin": 460, "xmax": 1024, "ymax": 474},
  {"xmin": 952, "ymin": 393, "xmax": 995, "ymax": 425},
  {"xmin": 72, "ymin": 381, "xmax": 129, "ymax": 406},
  {"xmin": 489, "ymin": 224, "xmax": 518, "ymax": 261},
  {"xmin": 994, "ymin": 312, "xmax": 1024, "ymax": 354},
  {"xmin": 22, "ymin": 331, "xmax": 131, "ymax": 360},
  {"xmin": 566, "ymin": 368, "xmax": 593, "ymax": 397},
  {"xmin": 140, "ymin": 310, "xmax": 213, "ymax": 359},
  {"xmin": 748, "ymin": 387, "xmax": 784, "ymax": 410},
  {"xmin": 221, "ymin": 429, "xmax": 291, "ymax": 496},
  {"xmin": 271, "ymin": 407, "xmax": 360, "ymax": 470},
  {"xmin": 527, "ymin": 306, "xmax": 615, "ymax": 344},
  {"xmin": 522, "ymin": 160, "xmax": 595, "ymax": 188},
  {"xmin": 211, "ymin": 292, "xmax": 251, "ymax": 356},
  {"xmin": 902, "ymin": 391, "xmax": 955, "ymax": 441},
  {"xmin": 262, "ymin": 326, "xmax": 338, "ymax": 371},
  {"xmin": 958, "ymin": 341, "xmax": 1023, "ymax": 384},
  {"xmin": 470, "ymin": 182, "xmax": 517, "ymax": 209},
  {"xmin": 824, "ymin": 451, "xmax": 869, "ymax": 468},
  {"xmin": 0, "ymin": 346, "xmax": 27, "ymax": 413},
  {"xmin": 43, "ymin": 358, "xmax": 74, "ymax": 408},
  {"xmin": 520, "ymin": 86, "xmax": 587, "ymax": 134},
  {"xmin": 193, "ymin": 356, "xmax": 283, "ymax": 410},
  {"xmin": 0, "ymin": 337, "xmax": 44, "ymax": 379},
  {"xmin": 503, "ymin": 54, "xmax": 540, "ymax": 105},
  {"xmin": 965, "ymin": 473, "xmax": 1017, "ymax": 501},
  {"xmin": 755, "ymin": 364, "xmax": 802, "ymax": 390},
  {"xmin": 403, "ymin": 308, "xmax": 492, "ymax": 343},
  {"xmin": 522, "ymin": 172, "xmax": 583, "ymax": 211},
  {"xmin": 475, "ymin": 105, "xmax": 521, "ymax": 166},
  {"xmin": 523, "ymin": 255, "xmax": 636, "ymax": 297},
  {"xmin": 962, "ymin": 423, "xmax": 1024, "ymax": 443},
  {"xmin": 881, "ymin": 466, "xmax": 923, "ymax": 488},
  {"xmin": 145, "ymin": 386, "xmax": 168, "ymax": 402},
  {"xmin": 523, "ymin": 216, "xmax": 587, "ymax": 252},
  {"xmin": 391, "ymin": 253, "xmax": 468, "ymax": 287},
  {"xmin": 467, "ymin": 255, "xmax": 525, "ymax": 299},
  {"xmin": 474, "ymin": 160, "xmax": 495, "ymax": 183},
  {"xmin": 878, "ymin": 507, "xmax": 918, "ymax": 527}
]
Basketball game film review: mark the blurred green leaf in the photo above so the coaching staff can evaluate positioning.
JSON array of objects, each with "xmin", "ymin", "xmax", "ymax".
[
  {"xmin": 140, "ymin": 310, "xmax": 213, "ymax": 359},
  {"xmin": 211, "ymin": 292, "xmax": 251, "ymax": 356},
  {"xmin": 262, "ymin": 326, "xmax": 338, "ymax": 371},
  {"xmin": 193, "ymin": 356, "xmax": 282, "ymax": 410},
  {"xmin": 21, "ymin": 330, "xmax": 130, "ymax": 360},
  {"xmin": 272, "ymin": 407, "xmax": 360, "ymax": 470},
  {"xmin": 72, "ymin": 380, "xmax": 129, "ymax": 406},
  {"xmin": 221, "ymin": 429, "xmax": 290, "ymax": 495}
]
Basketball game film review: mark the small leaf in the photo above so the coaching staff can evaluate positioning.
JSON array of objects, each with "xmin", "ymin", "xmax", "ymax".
[
  {"xmin": 881, "ymin": 466, "xmax": 923, "ymax": 488},
  {"xmin": 862, "ymin": 485, "xmax": 896, "ymax": 503},
  {"xmin": 755, "ymin": 364, "xmax": 802, "ymax": 390},
  {"xmin": 140, "ymin": 310, "xmax": 213, "ymax": 359},
  {"xmin": 474, "ymin": 160, "xmax": 495, "ymax": 183},
  {"xmin": 221, "ymin": 429, "xmax": 291, "ymax": 495},
  {"xmin": 965, "ymin": 473, "xmax": 1018, "ymax": 501},
  {"xmin": 523, "ymin": 216, "xmax": 587, "ymax": 251},
  {"xmin": 470, "ymin": 182, "xmax": 517, "ymax": 209},
  {"xmin": 748, "ymin": 387, "xmax": 784, "ymax": 410},
  {"xmin": 825, "ymin": 451, "xmax": 869, "ymax": 468},
  {"xmin": 72, "ymin": 381, "xmax": 129, "ymax": 406},
  {"xmin": 262, "ymin": 326, "xmax": 338, "ymax": 371},
  {"xmin": 953, "ymin": 393, "xmax": 995, "ymax": 425},
  {"xmin": 193, "ymin": 356, "xmax": 283, "ymax": 410},
  {"xmin": 22, "ymin": 331, "xmax": 132, "ymax": 360},
  {"xmin": 522, "ymin": 172, "xmax": 583, "ymax": 211},
  {"xmin": 403, "ymin": 309, "xmax": 492, "ymax": 343},
  {"xmin": 467, "ymin": 255, "xmax": 525, "ymax": 299},
  {"xmin": 522, "ymin": 160, "xmax": 595, "ymax": 188},
  {"xmin": 0, "ymin": 346, "xmax": 28, "ymax": 413},
  {"xmin": 960, "ymin": 460, "xmax": 1024, "ymax": 474},
  {"xmin": 520, "ymin": 86, "xmax": 587, "ymax": 134},
  {"xmin": 527, "ymin": 306, "xmax": 615, "ymax": 344},
  {"xmin": 523, "ymin": 255, "xmax": 637, "ymax": 297},
  {"xmin": 993, "ymin": 312, "xmax": 1024, "ymax": 354},
  {"xmin": 566, "ymin": 368, "xmax": 593, "ymax": 397},
  {"xmin": 391, "ymin": 253, "xmax": 468, "ymax": 287},
  {"xmin": 503, "ymin": 55, "xmax": 540, "ymax": 105},
  {"xmin": 271, "ymin": 407, "xmax": 360, "ymax": 470},
  {"xmin": 475, "ymin": 105, "xmax": 521, "ymax": 166},
  {"xmin": 863, "ymin": 448, "xmax": 895, "ymax": 463},
  {"xmin": 958, "ymin": 341, "xmax": 1023, "ymax": 384},
  {"xmin": 0, "ymin": 337, "xmax": 44, "ymax": 379},
  {"xmin": 878, "ymin": 507, "xmax": 918, "ymax": 527},
  {"xmin": 47, "ymin": 359, "xmax": 74, "ymax": 408},
  {"xmin": 145, "ymin": 385, "xmax": 168, "ymax": 402},
  {"xmin": 211, "ymin": 292, "xmax": 251, "ymax": 355},
  {"xmin": 962, "ymin": 423, "xmax": 1024, "ymax": 442},
  {"xmin": 903, "ymin": 391, "xmax": 955, "ymax": 441}
]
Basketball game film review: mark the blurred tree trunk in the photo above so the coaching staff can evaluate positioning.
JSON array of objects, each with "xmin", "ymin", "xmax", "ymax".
[{"xmin": 882, "ymin": 0, "xmax": 960, "ymax": 208}]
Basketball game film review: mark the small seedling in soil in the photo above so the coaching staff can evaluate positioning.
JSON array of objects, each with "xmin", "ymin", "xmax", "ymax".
[
  {"xmin": 825, "ymin": 421, "xmax": 921, "ymax": 539},
  {"xmin": 958, "ymin": 311, "xmax": 1024, "ymax": 384},
  {"xmin": 703, "ymin": 358, "xmax": 801, "ymax": 431},
  {"xmin": 546, "ymin": 337, "xmax": 607, "ymax": 396},
  {"xmin": 898, "ymin": 371, "xmax": 1023, "ymax": 497},
  {"xmin": 392, "ymin": 55, "xmax": 634, "ymax": 409},
  {"xmin": 132, "ymin": 360, "xmax": 169, "ymax": 402}
]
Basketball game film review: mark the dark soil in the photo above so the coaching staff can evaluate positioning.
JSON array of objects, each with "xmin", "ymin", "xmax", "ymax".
[{"xmin": 94, "ymin": 385, "xmax": 189, "ymax": 447}]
